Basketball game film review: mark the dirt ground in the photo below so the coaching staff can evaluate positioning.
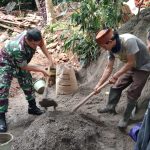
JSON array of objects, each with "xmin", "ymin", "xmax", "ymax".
[{"xmin": 4, "ymin": 8, "xmax": 150, "ymax": 150}]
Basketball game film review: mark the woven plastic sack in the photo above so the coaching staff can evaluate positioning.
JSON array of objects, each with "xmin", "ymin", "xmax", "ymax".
[{"xmin": 56, "ymin": 63, "xmax": 78, "ymax": 95}]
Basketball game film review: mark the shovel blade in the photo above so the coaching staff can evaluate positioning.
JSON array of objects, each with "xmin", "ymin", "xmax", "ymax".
[{"xmin": 39, "ymin": 98, "xmax": 58, "ymax": 109}]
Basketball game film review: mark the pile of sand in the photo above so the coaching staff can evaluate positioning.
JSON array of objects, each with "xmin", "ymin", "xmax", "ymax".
[{"xmin": 13, "ymin": 111, "xmax": 105, "ymax": 150}]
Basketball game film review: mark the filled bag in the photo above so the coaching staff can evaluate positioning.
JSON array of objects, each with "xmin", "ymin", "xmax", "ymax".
[{"xmin": 56, "ymin": 63, "xmax": 78, "ymax": 95}]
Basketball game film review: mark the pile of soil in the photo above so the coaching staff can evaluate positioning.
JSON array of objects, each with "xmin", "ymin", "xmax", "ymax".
[{"xmin": 13, "ymin": 111, "xmax": 104, "ymax": 150}]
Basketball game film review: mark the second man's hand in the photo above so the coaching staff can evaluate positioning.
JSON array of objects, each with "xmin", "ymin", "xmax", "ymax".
[{"xmin": 94, "ymin": 84, "xmax": 101, "ymax": 95}]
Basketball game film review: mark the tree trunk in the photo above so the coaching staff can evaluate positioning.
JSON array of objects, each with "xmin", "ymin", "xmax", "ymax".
[
  {"xmin": 35, "ymin": 0, "xmax": 41, "ymax": 11},
  {"xmin": 45, "ymin": 0, "xmax": 56, "ymax": 24}
]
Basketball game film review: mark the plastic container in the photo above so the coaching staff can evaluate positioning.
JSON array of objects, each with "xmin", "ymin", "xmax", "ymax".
[
  {"xmin": 33, "ymin": 79, "xmax": 46, "ymax": 94},
  {"xmin": 0, "ymin": 133, "xmax": 13, "ymax": 150}
]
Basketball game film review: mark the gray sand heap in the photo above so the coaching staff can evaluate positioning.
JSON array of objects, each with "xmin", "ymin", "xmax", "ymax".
[{"xmin": 13, "ymin": 111, "xmax": 105, "ymax": 150}]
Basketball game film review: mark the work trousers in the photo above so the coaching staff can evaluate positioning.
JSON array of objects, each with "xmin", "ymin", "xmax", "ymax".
[
  {"xmin": 0, "ymin": 64, "xmax": 35, "ymax": 113},
  {"xmin": 112, "ymin": 69, "xmax": 150, "ymax": 102}
]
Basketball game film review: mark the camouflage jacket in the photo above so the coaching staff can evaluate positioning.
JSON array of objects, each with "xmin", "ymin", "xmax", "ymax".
[{"xmin": 0, "ymin": 31, "xmax": 36, "ymax": 68}]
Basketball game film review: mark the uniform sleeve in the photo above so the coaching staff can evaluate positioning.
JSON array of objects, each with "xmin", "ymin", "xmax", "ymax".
[
  {"xmin": 12, "ymin": 44, "xmax": 27, "ymax": 67},
  {"xmin": 125, "ymin": 38, "xmax": 139, "ymax": 54}
]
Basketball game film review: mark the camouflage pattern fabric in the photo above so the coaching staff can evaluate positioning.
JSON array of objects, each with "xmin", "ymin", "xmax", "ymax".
[{"xmin": 0, "ymin": 31, "xmax": 36, "ymax": 113}]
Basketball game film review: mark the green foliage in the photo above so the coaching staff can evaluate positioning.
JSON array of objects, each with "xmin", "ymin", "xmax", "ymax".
[
  {"xmin": 62, "ymin": 0, "xmax": 123, "ymax": 66},
  {"xmin": 45, "ymin": 21, "xmax": 69, "ymax": 31},
  {"xmin": 71, "ymin": 0, "xmax": 123, "ymax": 32},
  {"xmin": 52, "ymin": 0, "xmax": 80, "ymax": 6},
  {"xmin": 71, "ymin": 0, "xmax": 102, "ymax": 33},
  {"xmin": 0, "ymin": 0, "xmax": 10, "ymax": 6},
  {"xmin": 99, "ymin": 0, "xmax": 123, "ymax": 28},
  {"xmin": 62, "ymin": 32, "xmax": 100, "ymax": 65},
  {"xmin": 0, "ymin": 0, "xmax": 35, "ymax": 7}
]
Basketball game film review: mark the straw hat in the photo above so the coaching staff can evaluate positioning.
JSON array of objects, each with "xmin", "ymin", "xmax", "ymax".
[{"xmin": 96, "ymin": 28, "xmax": 113, "ymax": 45}]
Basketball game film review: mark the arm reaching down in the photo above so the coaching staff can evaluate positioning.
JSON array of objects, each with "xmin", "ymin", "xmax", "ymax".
[
  {"xmin": 94, "ymin": 58, "xmax": 114, "ymax": 93},
  {"xmin": 110, "ymin": 54, "xmax": 136, "ymax": 83},
  {"xmin": 39, "ymin": 39, "xmax": 54, "ymax": 67},
  {"xmin": 21, "ymin": 65, "xmax": 49, "ymax": 76}
]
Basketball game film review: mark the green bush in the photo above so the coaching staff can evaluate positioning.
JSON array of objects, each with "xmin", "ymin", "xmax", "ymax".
[
  {"xmin": 0, "ymin": 0, "xmax": 36, "ymax": 8},
  {"xmin": 52, "ymin": 0, "xmax": 80, "ymax": 6},
  {"xmin": 62, "ymin": 0, "xmax": 123, "ymax": 66}
]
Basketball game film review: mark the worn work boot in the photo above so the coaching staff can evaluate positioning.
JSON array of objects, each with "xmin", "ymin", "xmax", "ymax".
[
  {"xmin": 28, "ymin": 99, "xmax": 45, "ymax": 115},
  {"xmin": 118, "ymin": 100, "xmax": 136, "ymax": 131},
  {"xmin": 97, "ymin": 87, "xmax": 122, "ymax": 114},
  {"xmin": 97, "ymin": 105, "xmax": 117, "ymax": 114},
  {"xmin": 0, "ymin": 113, "xmax": 7, "ymax": 132}
]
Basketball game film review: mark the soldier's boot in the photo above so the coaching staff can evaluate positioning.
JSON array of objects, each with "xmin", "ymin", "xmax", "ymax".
[
  {"xmin": 28, "ymin": 99, "xmax": 45, "ymax": 115},
  {"xmin": 97, "ymin": 87, "xmax": 122, "ymax": 114},
  {"xmin": 118, "ymin": 100, "xmax": 136, "ymax": 130},
  {"xmin": 0, "ymin": 113, "xmax": 7, "ymax": 132}
]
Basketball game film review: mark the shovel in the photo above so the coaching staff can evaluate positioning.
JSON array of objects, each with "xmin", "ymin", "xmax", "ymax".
[
  {"xmin": 72, "ymin": 80, "xmax": 110, "ymax": 112},
  {"xmin": 39, "ymin": 66, "xmax": 58, "ymax": 110}
]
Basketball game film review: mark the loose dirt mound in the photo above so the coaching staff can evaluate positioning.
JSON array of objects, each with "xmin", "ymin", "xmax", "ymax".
[{"xmin": 13, "ymin": 111, "xmax": 104, "ymax": 150}]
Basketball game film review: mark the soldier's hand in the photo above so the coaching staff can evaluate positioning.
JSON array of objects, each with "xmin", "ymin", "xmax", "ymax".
[{"xmin": 42, "ymin": 70, "xmax": 50, "ymax": 77}]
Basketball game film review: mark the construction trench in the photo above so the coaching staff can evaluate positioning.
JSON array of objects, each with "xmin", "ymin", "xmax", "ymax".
[{"xmin": 3, "ymin": 8, "xmax": 150, "ymax": 150}]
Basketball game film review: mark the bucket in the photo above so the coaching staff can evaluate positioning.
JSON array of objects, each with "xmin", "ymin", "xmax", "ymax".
[
  {"xmin": 0, "ymin": 133, "xmax": 13, "ymax": 150},
  {"xmin": 33, "ymin": 79, "xmax": 46, "ymax": 94}
]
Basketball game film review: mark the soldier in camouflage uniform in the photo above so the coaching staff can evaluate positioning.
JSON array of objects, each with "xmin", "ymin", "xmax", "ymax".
[{"xmin": 0, "ymin": 28, "xmax": 53, "ymax": 132}]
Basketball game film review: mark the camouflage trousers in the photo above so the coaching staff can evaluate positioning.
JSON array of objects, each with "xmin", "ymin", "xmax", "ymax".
[{"xmin": 0, "ymin": 64, "xmax": 35, "ymax": 113}]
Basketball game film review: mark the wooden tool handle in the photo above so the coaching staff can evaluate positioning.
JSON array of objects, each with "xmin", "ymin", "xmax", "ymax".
[
  {"xmin": 42, "ymin": 66, "xmax": 51, "ymax": 98},
  {"xmin": 72, "ymin": 80, "xmax": 110, "ymax": 112},
  {"xmin": 96, "ymin": 80, "xmax": 109, "ymax": 91}
]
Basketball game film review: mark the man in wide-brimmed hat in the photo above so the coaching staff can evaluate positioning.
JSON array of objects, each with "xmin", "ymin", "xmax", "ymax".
[{"xmin": 94, "ymin": 28, "xmax": 150, "ymax": 130}]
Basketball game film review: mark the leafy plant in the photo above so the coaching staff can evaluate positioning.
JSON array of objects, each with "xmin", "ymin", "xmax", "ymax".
[
  {"xmin": 62, "ymin": 0, "xmax": 123, "ymax": 66},
  {"xmin": 0, "ymin": 0, "xmax": 36, "ymax": 8},
  {"xmin": 52, "ymin": 0, "xmax": 80, "ymax": 6},
  {"xmin": 71, "ymin": 0, "xmax": 102, "ymax": 33},
  {"xmin": 61, "ymin": 30, "xmax": 99, "ymax": 66}
]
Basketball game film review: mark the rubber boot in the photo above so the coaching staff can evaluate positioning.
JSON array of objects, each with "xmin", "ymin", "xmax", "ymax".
[
  {"xmin": 97, "ymin": 87, "xmax": 122, "ymax": 114},
  {"xmin": 28, "ymin": 99, "xmax": 45, "ymax": 115},
  {"xmin": 0, "ymin": 113, "xmax": 7, "ymax": 132},
  {"xmin": 118, "ymin": 100, "xmax": 136, "ymax": 130}
]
